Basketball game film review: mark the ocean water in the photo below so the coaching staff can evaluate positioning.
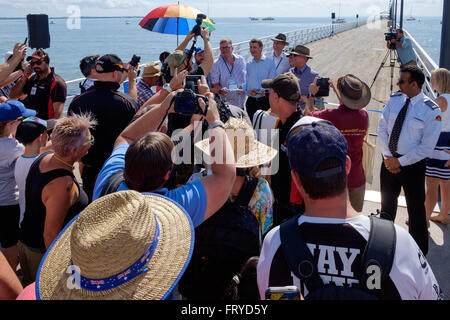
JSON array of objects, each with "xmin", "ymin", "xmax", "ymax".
[{"xmin": 0, "ymin": 16, "xmax": 442, "ymax": 94}]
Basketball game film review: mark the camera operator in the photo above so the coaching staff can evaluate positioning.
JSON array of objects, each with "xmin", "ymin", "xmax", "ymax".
[
  {"xmin": 173, "ymin": 26, "xmax": 213, "ymax": 77},
  {"xmin": 306, "ymin": 75, "xmax": 370, "ymax": 212},
  {"xmin": 387, "ymin": 29, "xmax": 417, "ymax": 68}
]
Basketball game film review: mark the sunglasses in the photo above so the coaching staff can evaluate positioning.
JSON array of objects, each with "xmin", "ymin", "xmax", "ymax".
[
  {"xmin": 220, "ymin": 46, "xmax": 231, "ymax": 50},
  {"xmin": 113, "ymin": 63, "xmax": 128, "ymax": 72},
  {"xmin": 30, "ymin": 60, "xmax": 43, "ymax": 66},
  {"xmin": 398, "ymin": 78, "xmax": 414, "ymax": 84},
  {"xmin": 83, "ymin": 135, "xmax": 95, "ymax": 146}
]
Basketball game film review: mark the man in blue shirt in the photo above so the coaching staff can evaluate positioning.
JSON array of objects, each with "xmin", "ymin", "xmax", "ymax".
[
  {"xmin": 288, "ymin": 45, "xmax": 319, "ymax": 111},
  {"xmin": 244, "ymin": 39, "xmax": 277, "ymax": 123},
  {"xmin": 93, "ymin": 79, "xmax": 236, "ymax": 228},
  {"xmin": 387, "ymin": 29, "xmax": 417, "ymax": 67}
]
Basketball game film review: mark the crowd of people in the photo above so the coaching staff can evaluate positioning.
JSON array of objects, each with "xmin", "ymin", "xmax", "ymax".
[{"xmin": 0, "ymin": 25, "xmax": 448, "ymax": 301}]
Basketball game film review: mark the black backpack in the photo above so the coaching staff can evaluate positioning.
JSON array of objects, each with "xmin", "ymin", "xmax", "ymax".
[
  {"xmin": 280, "ymin": 215, "xmax": 396, "ymax": 300},
  {"xmin": 178, "ymin": 176, "xmax": 261, "ymax": 300}
]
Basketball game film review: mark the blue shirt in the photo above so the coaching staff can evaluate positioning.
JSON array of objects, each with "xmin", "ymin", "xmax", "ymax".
[
  {"xmin": 377, "ymin": 92, "xmax": 442, "ymax": 167},
  {"xmin": 93, "ymin": 144, "xmax": 207, "ymax": 227},
  {"xmin": 396, "ymin": 37, "xmax": 417, "ymax": 65},
  {"xmin": 290, "ymin": 64, "xmax": 319, "ymax": 109},
  {"xmin": 245, "ymin": 55, "xmax": 276, "ymax": 98}
]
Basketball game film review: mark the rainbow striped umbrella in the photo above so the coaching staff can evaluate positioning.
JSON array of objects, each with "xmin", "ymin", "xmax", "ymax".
[{"xmin": 139, "ymin": 4, "xmax": 215, "ymax": 36}]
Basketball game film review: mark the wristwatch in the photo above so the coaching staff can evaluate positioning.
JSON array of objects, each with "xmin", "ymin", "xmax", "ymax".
[
  {"xmin": 208, "ymin": 121, "xmax": 225, "ymax": 130},
  {"xmin": 163, "ymin": 83, "xmax": 173, "ymax": 93}
]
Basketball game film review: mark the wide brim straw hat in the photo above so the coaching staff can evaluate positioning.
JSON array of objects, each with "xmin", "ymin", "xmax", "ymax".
[
  {"xmin": 195, "ymin": 117, "xmax": 278, "ymax": 168},
  {"xmin": 36, "ymin": 190, "xmax": 194, "ymax": 300},
  {"xmin": 337, "ymin": 74, "xmax": 371, "ymax": 110}
]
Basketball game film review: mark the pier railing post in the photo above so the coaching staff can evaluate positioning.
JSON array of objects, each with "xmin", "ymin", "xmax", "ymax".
[{"xmin": 440, "ymin": 0, "xmax": 450, "ymax": 69}]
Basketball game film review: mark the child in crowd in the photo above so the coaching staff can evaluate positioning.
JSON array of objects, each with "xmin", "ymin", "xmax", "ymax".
[
  {"xmin": 0, "ymin": 101, "xmax": 36, "ymax": 270},
  {"xmin": 14, "ymin": 117, "xmax": 54, "ymax": 227}
]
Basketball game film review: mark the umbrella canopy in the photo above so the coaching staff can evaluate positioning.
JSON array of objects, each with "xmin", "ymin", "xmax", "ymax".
[{"xmin": 139, "ymin": 4, "xmax": 215, "ymax": 35}]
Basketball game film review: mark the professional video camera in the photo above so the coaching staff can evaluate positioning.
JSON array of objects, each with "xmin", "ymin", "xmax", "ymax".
[
  {"xmin": 173, "ymin": 81, "xmax": 208, "ymax": 116},
  {"xmin": 192, "ymin": 14, "xmax": 207, "ymax": 36},
  {"xmin": 385, "ymin": 29, "xmax": 397, "ymax": 50}
]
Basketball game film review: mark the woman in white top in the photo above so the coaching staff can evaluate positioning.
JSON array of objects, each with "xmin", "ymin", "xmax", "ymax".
[{"xmin": 425, "ymin": 68, "xmax": 450, "ymax": 225}]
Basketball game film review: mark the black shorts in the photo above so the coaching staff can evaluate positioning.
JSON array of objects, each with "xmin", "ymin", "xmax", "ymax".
[{"xmin": 0, "ymin": 204, "xmax": 20, "ymax": 248}]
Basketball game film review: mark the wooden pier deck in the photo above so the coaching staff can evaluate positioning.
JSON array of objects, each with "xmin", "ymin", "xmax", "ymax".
[{"xmin": 306, "ymin": 22, "xmax": 449, "ymax": 299}]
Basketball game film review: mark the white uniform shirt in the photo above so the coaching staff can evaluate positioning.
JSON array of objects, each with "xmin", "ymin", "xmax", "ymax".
[
  {"xmin": 267, "ymin": 51, "xmax": 291, "ymax": 76},
  {"xmin": 377, "ymin": 91, "xmax": 442, "ymax": 167}
]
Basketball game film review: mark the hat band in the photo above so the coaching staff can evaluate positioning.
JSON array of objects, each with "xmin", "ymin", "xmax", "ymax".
[{"xmin": 69, "ymin": 217, "xmax": 160, "ymax": 292}]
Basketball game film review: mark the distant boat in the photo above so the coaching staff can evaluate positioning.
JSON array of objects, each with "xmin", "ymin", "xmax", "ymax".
[
  {"xmin": 262, "ymin": 17, "xmax": 274, "ymax": 21},
  {"xmin": 126, "ymin": 21, "xmax": 130, "ymax": 24},
  {"xmin": 406, "ymin": 6, "xmax": 416, "ymax": 21},
  {"xmin": 50, "ymin": 21, "xmax": 55, "ymax": 24},
  {"xmin": 249, "ymin": 17, "xmax": 259, "ymax": 21},
  {"xmin": 333, "ymin": 18, "xmax": 346, "ymax": 24}
]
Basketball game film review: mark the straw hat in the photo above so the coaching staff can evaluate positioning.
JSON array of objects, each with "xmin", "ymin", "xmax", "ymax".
[
  {"xmin": 337, "ymin": 74, "xmax": 371, "ymax": 110},
  {"xmin": 195, "ymin": 117, "xmax": 278, "ymax": 168},
  {"xmin": 36, "ymin": 190, "xmax": 194, "ymax": 300}
]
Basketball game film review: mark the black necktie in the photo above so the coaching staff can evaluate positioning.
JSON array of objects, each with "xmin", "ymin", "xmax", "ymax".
[{"xmin": 388, "ymin": 98, "xmax": 410, "ymax": 157}]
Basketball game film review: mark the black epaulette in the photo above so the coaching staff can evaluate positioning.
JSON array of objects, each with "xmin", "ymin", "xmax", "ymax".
[
  {"xmin": 424, "ymin": 99, "xmax": 439, "ymax": 110},
  {"xmin": 390, "ymin": 91, "xmax": 403, "ymax": 97}
]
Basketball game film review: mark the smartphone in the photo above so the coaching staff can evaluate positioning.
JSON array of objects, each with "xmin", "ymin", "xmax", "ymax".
[
  {"xmin": 23, "ymin": 37, "xmax": 28, "ymax": 45},
  {"xmin": 265, "ymin": 286, "xmax": 301, "ymax": 300}
]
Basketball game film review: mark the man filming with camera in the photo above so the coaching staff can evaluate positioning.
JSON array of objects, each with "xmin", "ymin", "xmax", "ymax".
[{"xmin": 386, "ymin": 29, "xmax": 417, "ymax": 68}]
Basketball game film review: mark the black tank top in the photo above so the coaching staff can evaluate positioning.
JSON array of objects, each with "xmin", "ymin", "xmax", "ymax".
[{"xmin": 19, "ymin": 152, "xmax": 88, "ymax": 251}]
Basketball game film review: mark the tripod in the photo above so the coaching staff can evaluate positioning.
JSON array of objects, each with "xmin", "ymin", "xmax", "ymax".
[{"xmin": 370, "ymin": 48, "xmax": 398, "ymax": 103}]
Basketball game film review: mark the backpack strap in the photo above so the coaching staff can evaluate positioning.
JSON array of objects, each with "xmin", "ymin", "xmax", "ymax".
[
  {"xmin": 99, "ymin": 170, "xmax": 124, "ymax": 198},
  {"xmin": 280, "ymin": 215, "xmax": 324, "ymax": 292},
  {"xmin": 235, "ymin": 176, "xmax": 259, "ymax": 207},
  {"xmin": 360, "ymin": 216, "xmax": 396, "ymax": 294}
]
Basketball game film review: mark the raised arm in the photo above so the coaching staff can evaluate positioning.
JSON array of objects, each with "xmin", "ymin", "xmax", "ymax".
[
  {"xmin": 199, "ymin": 27, "xmax": 213, "ymax": 76},
  {"xmin": 0, "ymin": 43, "xmax": 26, "ymax": 83}
]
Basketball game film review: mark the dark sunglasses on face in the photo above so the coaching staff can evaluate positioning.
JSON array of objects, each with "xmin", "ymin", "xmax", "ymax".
[{"xmin": 30, "ymin": 60, "xmax": 43, "ymax": 66}]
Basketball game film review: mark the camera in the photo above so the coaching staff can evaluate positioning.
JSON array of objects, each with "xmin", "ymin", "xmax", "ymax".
[
  {"xmin": 186, "ymin": 75, "xmax": 202, "ymax": 93},
  {"xmin": 385, "ymin": 32, "xmax": 397, "ymax": 42},
  {"xmin": 173, "ymin": 87, "xmax": 208, "ymax": 115},
  {"xmin": 130, "ymin": 54, "xmax": 141, "ymax": 68},
  {"xmin": 315, "ymin": 77, "xmax": 330, "ymax": 97},
  {"xmin": 192, "ymin": 14, "xmax": 207, "ymax": 36}
]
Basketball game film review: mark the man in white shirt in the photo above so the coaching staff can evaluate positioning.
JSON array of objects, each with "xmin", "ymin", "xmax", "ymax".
[
  {"xmin": 267, "ymin": 33, "xmax": 290, "ymax": 76},
  {"xmin": 377, "ymin": 65, "xmax": 442, "ymax": 255}
]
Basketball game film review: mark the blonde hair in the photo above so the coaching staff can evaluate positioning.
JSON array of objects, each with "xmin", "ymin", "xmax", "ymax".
[
  {"xmin": 51, "ymin": 114, "xmax": 96, "ymax": 157},
  {"xmin": 431, "ymin": 68, "xmax": 450, "ymax": 95},
  {"xmin": 220, "ymin": 38, "xmax": 233, "ymax": 46}
]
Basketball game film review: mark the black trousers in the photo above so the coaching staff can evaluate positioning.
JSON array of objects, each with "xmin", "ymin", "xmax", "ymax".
[
  {"xmin": 245, "ymin": 96, "xmax": 270, "ymax": 124},
  {"xmin": 380, "ymin": 159, "xmax": 428, "ymax": 255}
]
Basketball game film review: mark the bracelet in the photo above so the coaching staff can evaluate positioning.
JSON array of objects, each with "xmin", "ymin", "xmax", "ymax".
[{"xmin": 208, "ymin": 121, "xmax": 225, "ymax": 130}]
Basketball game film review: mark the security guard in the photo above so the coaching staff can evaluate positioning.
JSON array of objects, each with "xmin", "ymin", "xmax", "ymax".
[{"xmin": 378, "ymin": 65, "xmax": 442, "ymax": 256}]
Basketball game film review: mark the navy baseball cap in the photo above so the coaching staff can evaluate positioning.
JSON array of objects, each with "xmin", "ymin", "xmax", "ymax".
[
  {"xmin": 286, "ymin": 116, "xmax": 348, "ymax": 178},
  {"xmin": 195, "ymin": 47, "xmax": 204, "ymax": 55},
  {"xmin": 95, "ymin": 54, "xmax": 127, "ymax": 73},
  {"xmin": 15, "ymin": 117, "xmax": 48, "ymax": 144},
  {"xmin": 0, "ymin": 100, "xmax": 36, "ymax": 121}
]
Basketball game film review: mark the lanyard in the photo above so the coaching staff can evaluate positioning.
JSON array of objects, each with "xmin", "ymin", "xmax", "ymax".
[
  {"xmin": 222, "ymin": 56, "xmax": 234, "ymax": 75},
  {"xmin": 274, "ymin": 55, "xmax": 283, "ymax": 71}
]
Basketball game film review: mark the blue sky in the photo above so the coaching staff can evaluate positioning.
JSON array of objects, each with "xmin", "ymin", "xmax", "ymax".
[{"xmin": 0, "ymin": 0, "xmax": 444, "ymax": 18}]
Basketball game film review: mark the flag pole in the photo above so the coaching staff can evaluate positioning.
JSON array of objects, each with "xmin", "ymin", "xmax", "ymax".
[{"xmin": 177, "ymin": 1, "xmax": 180, "ymax": 46}]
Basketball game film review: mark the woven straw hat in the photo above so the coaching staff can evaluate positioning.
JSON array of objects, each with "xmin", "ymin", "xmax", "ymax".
[
  {"xmin": 36, "ymin": 190, "xmax": 193, "ymax": 300},
  {"xmin": 195, "ymin": 117, "xmax": 278, "ymax": 168}
]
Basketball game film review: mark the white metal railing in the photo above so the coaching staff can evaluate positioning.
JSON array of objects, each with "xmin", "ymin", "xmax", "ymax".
[
  {"xmin": 64, "ymin": 19, "xmax": 369, "ymax": 107},
  {"xmin": 403, "ymin": 29, "xmax": 439, "ymax": 100}
]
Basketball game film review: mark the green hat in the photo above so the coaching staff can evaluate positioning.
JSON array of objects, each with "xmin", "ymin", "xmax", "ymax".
[{"xmin": 167, "ymin": 50, "xmax": 186, "ymax": 76}]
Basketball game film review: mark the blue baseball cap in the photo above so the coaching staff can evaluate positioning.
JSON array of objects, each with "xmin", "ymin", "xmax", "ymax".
[
  {"xmin": 195, "ymin": 47, "xmax": 204, "ymax": 55},
  {"xmin": 286, "ymin": 116, "xmax": 347, "ymax": 178},
  {"xmin": 0, "ymin": 100, "xmax": 36, "ymax": 121}
]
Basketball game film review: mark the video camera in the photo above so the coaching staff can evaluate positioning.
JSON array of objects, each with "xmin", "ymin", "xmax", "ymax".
[
  {"xmin": 192, "ymin": 14, "xmax": 207, "ymax": 36},
  {"xmin": 385, "ymin": 29, "xmax": 397, "ymax": 49},
  {"xmin": 314, "ymin": 77, "xmax": 330, "ymax": 97}
]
